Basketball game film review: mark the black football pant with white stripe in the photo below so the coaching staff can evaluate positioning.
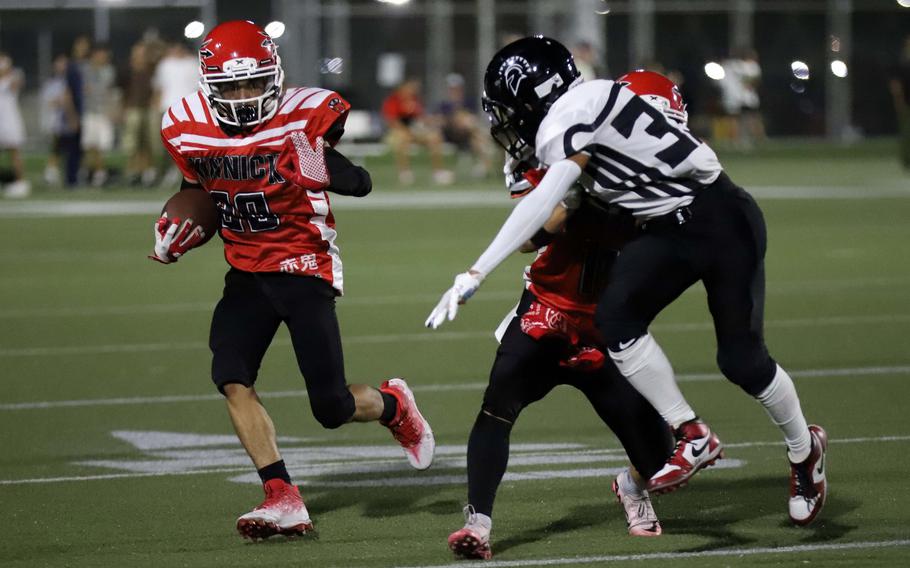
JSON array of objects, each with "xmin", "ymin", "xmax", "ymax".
[
  {"xmin": 466, "ymin": 290, "xmax": 674, "ymax": 517},
  {"xmin": 596, "ymin": 172, "xmax": 778, "ymax": 397}
]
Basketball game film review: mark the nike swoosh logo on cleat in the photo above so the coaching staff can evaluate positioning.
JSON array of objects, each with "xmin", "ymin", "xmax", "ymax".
[
  {"xmin": 813, "ymin": 453, "xmax": 826, "ymax": 482},
  {"xmin": 690, "ymin": 440, "xmax": 709, "ymax": 458}
]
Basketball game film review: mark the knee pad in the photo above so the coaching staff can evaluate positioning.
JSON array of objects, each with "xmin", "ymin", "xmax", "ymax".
[
  {"xmin": 716, "ymin": 344, "xmax": 776, "ymax": 396},
  {"xmin": 309, "ymin": 391, "xmax": 356, "ymax": 430}
]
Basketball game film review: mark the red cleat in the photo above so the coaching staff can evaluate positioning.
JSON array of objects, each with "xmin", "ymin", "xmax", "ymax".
[
  {"xmin": 647, "ymin": 419, "xmax": 724, "ymax": 494},
  {"xmin": 236, "ymin": 479, "xmax": 313, "ymax": 540},
  {"xmin": 380, "ymin": 378, "xmax": 435, "ymax": 470},
  {"xmin": 789, "ymin": 424, "xmax": 828, "ymax": 526}
]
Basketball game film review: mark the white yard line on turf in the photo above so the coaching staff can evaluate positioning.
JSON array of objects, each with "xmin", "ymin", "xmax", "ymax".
[
  {"xmin": 1, "ymin": 433, "xmax": 909, "ymax": 486},
  {"xmin": 2, "ymin": 313, "xmax": 910, "ymax": 358},
  {"xmin": 399, "ymin": 539, "xmax": 910, "ymax": 568},
  {"xmin": 1, "ymin": 364, "xmax": 909, "ymax": 411},
  {"xmin": 1, "ymin": 185, "xmax": 908, "ymax": 218}
]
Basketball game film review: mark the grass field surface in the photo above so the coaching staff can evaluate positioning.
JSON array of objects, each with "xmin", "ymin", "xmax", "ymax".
[{"xmin": 1, "ymin": 141, "xmax": 909, "ymax": 566}]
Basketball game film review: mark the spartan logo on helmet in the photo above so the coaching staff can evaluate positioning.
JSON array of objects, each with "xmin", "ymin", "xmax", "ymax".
[{"xmin": 502, "ymin": 56, "xmax": 530, "ymax": 97}]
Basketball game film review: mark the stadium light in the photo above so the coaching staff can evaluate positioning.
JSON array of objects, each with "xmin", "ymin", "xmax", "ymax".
[
  {"xmin": 897, "ymin": 0, "xmax": 910, "ymax": 8},
  {"xmin": 830, "ymin": 60, "xmax": 848, "ymax": 78},
  {"xmin": 265, "ymin": 21, "xmax": 286, "ymax": 39},
  {"xmin": 791, "ymin": 61, "xmax": 810, "ymax": 80},
  {"xmin": 184, "ymin": 21, "xmax": 205, "ymax": 40},
  {"xmin": 376, "ymin": 0, "xmax": 411, "ymax": 5},
  {"xmin": 704, "ymin": 61, "xmax": 725, "ymax": 81}
]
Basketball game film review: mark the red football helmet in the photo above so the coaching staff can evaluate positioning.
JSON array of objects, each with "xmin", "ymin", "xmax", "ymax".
[
  {"xmin": 198, "ymin": 20, "xmax": 284, "ymax": 128},
  {"xmin": 617, "ymin": 70, "xmax": 688, "ymax": 125}
]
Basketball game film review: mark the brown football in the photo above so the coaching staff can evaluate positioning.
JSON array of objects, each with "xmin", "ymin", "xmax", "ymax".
[{"xmin": 161, "ymin": 189, "xmax": 220, "ymax": 247}]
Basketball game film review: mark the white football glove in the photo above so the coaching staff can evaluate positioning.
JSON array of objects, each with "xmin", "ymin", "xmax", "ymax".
[
  {"xmin": 149, "ymin": 213, "xmax": 204, "ymax": 264},
  {"xmin": 425, "ymin": 271, "xmax": 485, "ymax": 329}
]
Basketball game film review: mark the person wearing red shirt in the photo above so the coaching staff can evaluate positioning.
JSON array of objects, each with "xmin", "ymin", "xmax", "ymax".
[
  {"xmin": 382, "ymin": 78, "xmax": 453, "ymax": 185},
  {"xmin": 150, "ymin": 20, "xmax": 435, "ymax": 540},
  {"xmin": 440, "ymin": 171, "xmax": 675, "ymax": 560}
]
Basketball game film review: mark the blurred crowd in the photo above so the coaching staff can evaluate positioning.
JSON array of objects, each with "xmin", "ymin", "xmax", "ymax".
[
  {"xmin": 0, "ymin": 32, "xmax": 199, "ymax": 197},
  {"xmin": 0, "ymin": 33, "xmax": 787, "ymax": 198}
]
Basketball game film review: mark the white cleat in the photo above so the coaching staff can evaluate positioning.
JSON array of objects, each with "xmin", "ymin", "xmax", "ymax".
[
  {"xmin": 789, "ymin": 424, "xmax": 828, "ymax": 526},
  {"xmin": 448, "ymin": 505, "xmax": 493, "ymax": 560},
  {"xmin": 380, "ymin": 378, "xmax": 436, "ymax": 470},
  {"xmin": 612, "ymin": 471, "xmax": 662, "ymax": 537}
]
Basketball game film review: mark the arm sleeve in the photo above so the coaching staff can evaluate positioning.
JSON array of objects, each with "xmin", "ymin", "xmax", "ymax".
[
  {"xmin": 325, "ymin": 146, "xmax": 372, "ymax": 197},
  {"xmin": 471, "ymin": 159, "xmax": 582, "ymax": 276}
]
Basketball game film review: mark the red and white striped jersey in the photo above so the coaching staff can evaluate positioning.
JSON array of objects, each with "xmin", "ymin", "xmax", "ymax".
[{"xmin": 161, "ymin": 87, "xmax": 351, "ymax": 293}]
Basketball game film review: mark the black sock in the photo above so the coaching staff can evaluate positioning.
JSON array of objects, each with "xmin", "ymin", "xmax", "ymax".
[
  {"xmin": 257, "ymin": 459, "xmax": 291, "ymax": 484},
  {"xmin": 467, "ymin": 411, "xmax": 513, "ymax": 517},
  {"xmin": 380, "ymin": 390, "xmax": 398, "ymax": 423}
]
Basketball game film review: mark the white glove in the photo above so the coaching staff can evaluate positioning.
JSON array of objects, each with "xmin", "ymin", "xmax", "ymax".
[
  {"xmin": 149, "ymin": 213, "xmax": 204, "ymax": 264},
  {"xmin": 425, "ymin": 271, "xmax": 485, "ymax": 329}
]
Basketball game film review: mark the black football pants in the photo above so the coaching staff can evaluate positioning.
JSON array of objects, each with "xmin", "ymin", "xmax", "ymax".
[
  {"xmin": 467, "ymin": 290, "xmax": 674, "ymax": 517},
  {"xmin": 595, "ymin": 172, "xmax": 777, "ymax": 396},
  {"xmin": 209, "ymin": 269, "xmax": 356, "ymax": 429}
]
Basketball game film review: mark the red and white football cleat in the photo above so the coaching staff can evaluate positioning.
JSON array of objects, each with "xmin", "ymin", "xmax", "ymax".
[
  {"xmin": 236, "ymin": 479, "xmax": 314, "ymax": 540},
  {"xmin": 447, "ymin": 506, "xmax": 492, "ymax": 560},
  {"xmin": 612, "ymin": 473, "xmax": 662, "ymax": 537},
  {"xmin": 647, "ymin": 419, "xmax": 724, "ymax": 494},
  {"xmin": 380, "ymin": 378, "xmax": 435, "ymax": 470},
  {"xmin": 788, "ymin": 424, "xmax": 828, "ymax": 526}
]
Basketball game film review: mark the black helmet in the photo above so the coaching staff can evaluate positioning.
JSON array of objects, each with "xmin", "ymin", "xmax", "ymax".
[{"xmin": 482, "ymin": 36, "xmax": 581, "ymax": 159}]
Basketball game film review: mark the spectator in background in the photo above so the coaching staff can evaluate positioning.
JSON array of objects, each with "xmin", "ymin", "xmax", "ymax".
[
  {"xmin": 153, "ymin": 42, "xmax": 200, "ymax": 186},
  {"xmin": 890, "ymin": 36, "xmax": 910, "ymax": 172},
  {"xmin": 62, "ymin": 35, "xmax": 91, "ymax": 187},
  {"xmin": 572, "ymin": 40, "xmax": 604, "ymax": 81},
  {"xmin": 0, "ymin": 52, "xmax": 29, "ymax": 198},
  {"xmin": 82, "ymin": 44, "xmax": 118, "ymax": 187},
  {"xmin": 434, "ymin": 73, "xmax": 490, "ymax": 178},
  {"xmin": 122, "ymin": 42, "xmax": 158, "ymax": 186},
  {"xmin": 718, "ymin": 47, "xmax": 765, "ymax": 149},
  {"xmin": 40, "ymin": 54, "xmax": 78, "ymax": 186},
  {"xmin": 382, "ymin": 78, "xmax": 453, "ymax": 185}
]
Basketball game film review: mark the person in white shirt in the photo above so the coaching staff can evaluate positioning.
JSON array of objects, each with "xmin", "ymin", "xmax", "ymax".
[
  {"xmin": 153, "ymin": 42, "xmax": 200, "ymax": 186},
  {"xmin": 0, "ymin": 53, "xmax": 29, "ymax": 198}
]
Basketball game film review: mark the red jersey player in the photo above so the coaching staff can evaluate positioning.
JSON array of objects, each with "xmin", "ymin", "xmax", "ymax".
[
  {"xmin": 150, "ymin": 20, "xmax": 435, "ymax": 540},
  {"xmin": 439, "ymin": 168, "xmax": 675, "ymax": 559}
]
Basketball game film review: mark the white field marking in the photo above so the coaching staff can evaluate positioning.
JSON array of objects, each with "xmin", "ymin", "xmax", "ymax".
[
  {"xmin": 3, "ymin": 313, "xmax": 910, "ymax": 358},
  {"xmin": 2, "ymin": 364, "xmax": 909, "ymax": 411},
  {"xmin": 1, "ymin": 185, "xmax": 908, "ymax": 218},
  {"xmin": 400, "ymin": 539, "xmax": 910, "ymax": 568},
  {"xmin": 0, "ymin": 291, "xmax": 520, "ymax": 319},
  {"xmin": 1, "ymin": 431, "xmax": 908, "ymax": 487}
]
